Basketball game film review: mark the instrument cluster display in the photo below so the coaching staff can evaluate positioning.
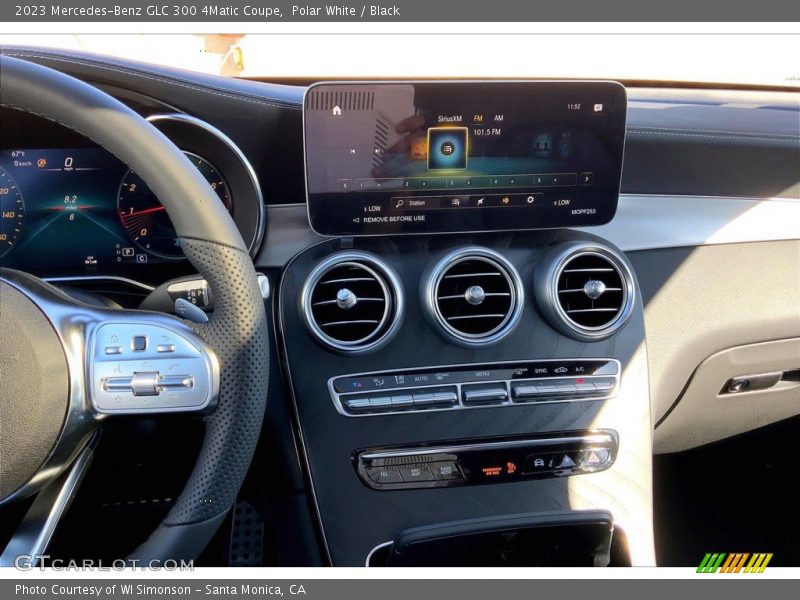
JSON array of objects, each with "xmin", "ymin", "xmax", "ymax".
[
  {"xmin": 304, "ymin": 81, "xmax": 627, "ymax": 236},
  {"xmin": 0, "ymin": 147, "xmax": 231, "ymax": 273}
]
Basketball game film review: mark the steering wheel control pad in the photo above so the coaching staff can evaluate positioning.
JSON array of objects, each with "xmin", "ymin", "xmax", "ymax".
[{"xmin": 90, "ymin": 322, "xmax": 218, "ymax": 413}]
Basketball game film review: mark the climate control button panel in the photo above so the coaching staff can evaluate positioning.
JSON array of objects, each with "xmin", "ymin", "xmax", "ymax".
[{"xmin": 330, "ymin": 359, "xmax": 619, "ymax": 417}]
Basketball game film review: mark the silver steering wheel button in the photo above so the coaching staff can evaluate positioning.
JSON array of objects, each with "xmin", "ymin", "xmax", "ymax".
[
  {"xmin": 131, "ymin": 372, "xmax": 160, "ymax": 396},
  {"xmin": 90, "ymin": 322, "xmax": 218, "ymax": 413}
]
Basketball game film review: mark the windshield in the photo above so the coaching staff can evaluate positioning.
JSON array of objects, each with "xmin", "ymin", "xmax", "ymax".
[{"xmin": 0, "ymin": 33, "xmax": 798, "ymax": 88}]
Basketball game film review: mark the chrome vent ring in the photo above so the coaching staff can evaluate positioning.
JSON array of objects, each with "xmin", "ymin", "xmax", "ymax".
[
  {"xmin": 424, "ymin": 247, "xmax": 524, "ymax": 347},
  {"xmin": 534, "ymin": 242, "xmax": 635, "ymax": 342},
  {"xmin": 302, "ymin": 252, "xmax": 404, "ymax": 354}
]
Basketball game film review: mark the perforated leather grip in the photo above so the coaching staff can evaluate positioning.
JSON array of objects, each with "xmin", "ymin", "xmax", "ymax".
[
  {"xmin": 129, "ymin": 239, "xmax": 269, "ymax": 561},
  {"xmin": 165, "ymin": 239, "xmax": 269, "ymax": 525}
]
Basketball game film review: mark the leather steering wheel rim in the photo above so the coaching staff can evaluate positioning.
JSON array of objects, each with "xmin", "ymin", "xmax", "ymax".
[{"xmin": 0, "ymin": 55, "xmax": 269, "ymax": 561}]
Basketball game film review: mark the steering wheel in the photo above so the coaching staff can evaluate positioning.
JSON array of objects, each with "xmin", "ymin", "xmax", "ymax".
[{"xmin": 0, "ymin": 56, "xmax": 269, "ymax": 562}]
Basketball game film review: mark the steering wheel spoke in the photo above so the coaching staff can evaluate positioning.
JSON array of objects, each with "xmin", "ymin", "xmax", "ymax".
[{"xmin": 0, "ymin": 438, "xmax": 96, "ymax": 568}]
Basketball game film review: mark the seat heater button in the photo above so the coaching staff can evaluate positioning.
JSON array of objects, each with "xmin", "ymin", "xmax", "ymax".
[
  {"xmin": 390, "ymin": 394, "xmax": 414, "ymax": 408},
  {"xmin": 399, "ymin": 463, "xmax": 433, "ymax": 483}
]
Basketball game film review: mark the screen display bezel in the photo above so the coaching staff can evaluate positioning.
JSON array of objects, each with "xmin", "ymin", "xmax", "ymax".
[{"xmin": 303, "ymin": 80, "xmax": 628, "ymax": 237}]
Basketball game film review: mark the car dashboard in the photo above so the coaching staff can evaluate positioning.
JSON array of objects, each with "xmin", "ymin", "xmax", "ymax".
[
  {"xmin": 1, "ymin": 46, "xmax": 798, "ymax": 568},
  {"xmin": 0, "ymin": 109, "xmax": 264, "ymax": 287}
]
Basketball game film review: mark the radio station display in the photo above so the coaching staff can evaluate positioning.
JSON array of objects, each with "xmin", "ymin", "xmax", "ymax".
[{"xmin": 304, "ymin": 81, "xmax": 627, "ymax": 236}]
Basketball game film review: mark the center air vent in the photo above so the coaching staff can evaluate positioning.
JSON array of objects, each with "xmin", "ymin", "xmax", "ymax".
[
  {"xmin": 302, "ymin": 252, "xmax": 404, "ymax": 354},
  {"xmin": 534, "ymin": 243, "xmax": 634, "ymax": 342},
  {"xmin": 425, "ymin": 248, "xmax": 524, "ymax": 347}
]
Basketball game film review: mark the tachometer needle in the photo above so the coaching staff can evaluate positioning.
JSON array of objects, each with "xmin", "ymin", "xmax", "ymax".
[{"xmin": 122, "ymin": 205, "xmax": 166, "ymax": 218}]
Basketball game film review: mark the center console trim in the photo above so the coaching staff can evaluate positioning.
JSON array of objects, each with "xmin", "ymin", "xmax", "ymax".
[
  {"xmin": 360, "ymin": 432, "xmax": 615, "ymax": 461},
  {"xmin": 355, "ymin": 430, "xmax": 618, "ymax": 490}
]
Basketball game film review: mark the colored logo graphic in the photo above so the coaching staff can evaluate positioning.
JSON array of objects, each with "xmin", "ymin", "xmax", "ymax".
[
  {"xmin": 697, "ymin": 553, "xmax": 773, "ymax": 573},
  {"xmin": 427, "ymin": 127, "xmax": 468, "ymax": 170}
]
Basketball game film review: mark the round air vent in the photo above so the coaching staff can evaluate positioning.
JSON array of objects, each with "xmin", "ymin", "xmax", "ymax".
[
  {"xmin": 424, "ymin": 248, "xmax": 524, "ymax": 347},
  {"xmin": 534, "ymin": 242, "xmax": 634, "ymax": 342},
  {"xmin": 302, "ymin": 252, "xmax": 404, "ymax": 354}
]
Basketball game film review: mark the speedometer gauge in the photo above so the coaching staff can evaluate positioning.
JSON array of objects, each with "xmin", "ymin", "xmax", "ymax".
[
  {"xmin": 117, "ymin": 152, "xmax": 231, "ymax": 258},
  {"xmin": 0, "ymin": 166, "xmax": 25, "ymax": 258}
]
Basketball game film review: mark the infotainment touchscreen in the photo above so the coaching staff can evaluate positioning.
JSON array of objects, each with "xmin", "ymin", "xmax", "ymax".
[{"xmin": 304, "ymin": 81, "xmax": 627, "ymax": 236}]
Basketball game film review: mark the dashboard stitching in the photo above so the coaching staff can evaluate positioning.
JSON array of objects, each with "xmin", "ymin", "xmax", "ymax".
[
  {"xmin": 627, "ymin": 129, "xmax": 800, "ymax": 143},
  {"xmin": 1, "ymin": 50, "xmax": 302, "ymax": 112},
  {"xmin": 629, "ymin": 125, "xmax": 800, "ymax": 139}
]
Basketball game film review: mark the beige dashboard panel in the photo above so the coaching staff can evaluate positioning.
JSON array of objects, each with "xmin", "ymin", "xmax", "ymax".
[
  {"xmin": 655, "ymin": 338, "xmax": 800, "ymax": 453},
  {"xmin": 630, "ymin": 241, "xmax": 800, "ymax": 435}
]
